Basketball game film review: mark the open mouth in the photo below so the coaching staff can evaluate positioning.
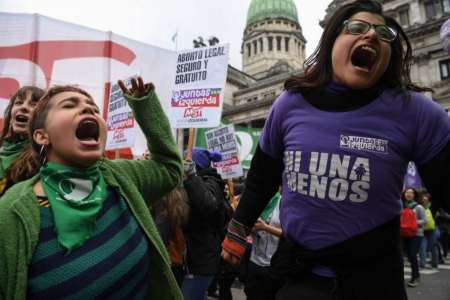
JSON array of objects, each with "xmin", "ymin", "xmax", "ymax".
[
  {"xmin": 15, "ymin": 114, "xmax": 29, "ymax": 123},
  {"xmin": 75, "ymin": 119, "xmax": 99, "ymax": 142},
  {"xmin": 351, "ymin": 45, "xmax": 378, "ymax": 72}
]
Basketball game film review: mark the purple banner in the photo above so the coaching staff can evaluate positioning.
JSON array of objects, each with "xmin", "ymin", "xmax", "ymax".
[{"xmin": 403, "ymin": 162, "xmax": 423, "ymax": 189}]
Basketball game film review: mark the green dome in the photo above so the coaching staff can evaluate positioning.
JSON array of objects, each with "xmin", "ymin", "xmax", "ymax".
[{"xmin": 246, "ymin": 0, "xmax": 299, "ymax": 26}]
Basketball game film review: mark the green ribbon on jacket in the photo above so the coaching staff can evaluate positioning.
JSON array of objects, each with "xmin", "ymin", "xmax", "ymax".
[{"xmin": 39, "ymin": 161, "xmax": 107, "ymax": 253}]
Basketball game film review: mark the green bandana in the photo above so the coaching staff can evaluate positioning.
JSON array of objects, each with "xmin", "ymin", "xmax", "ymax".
[
  {"xmin": 0, "ymin": 135, "xmax": 28, "ymax": 178},
  {"xmin": 260, "ymin": 192, "xmax": 281, "ymax": 222},
  {"xmin": 39, "ymin": 161, "xmax": 107, "ymax": 253},
  {"xmin": 405, "ymin": 200, "xmax": 418, "ymax": 209}
]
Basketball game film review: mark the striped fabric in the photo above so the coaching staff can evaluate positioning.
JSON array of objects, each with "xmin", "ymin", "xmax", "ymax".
[{"xmin": 27, "ymin": 188, "xmax": 150, "ymax": 299}]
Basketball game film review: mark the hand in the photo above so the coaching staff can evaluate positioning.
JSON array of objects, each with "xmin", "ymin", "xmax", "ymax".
[
  {"xmin": 118, "ymin": 76, "xmax": 154, "ymax": 98},
  {"xmin": 252, "ymin": 218, "xmax": 267, "ymax": 232},
  {"xmin": 183, "ymin": 160, "xmax": 196, "ymax": 177},
  {"xmin": 221, "ymin": 249, "xmax": 240, "ymax": 266}
]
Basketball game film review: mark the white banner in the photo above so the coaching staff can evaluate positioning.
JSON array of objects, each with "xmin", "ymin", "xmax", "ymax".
[
  {"xmin": 170, "ymin": 44, "xmax": 229, "ymax": 128},
  {"xmin": 0, "ymin": 12, "xmax": 177, "ymax": 158},
  {"xmin": 205, "ymin": 124, "xmax": 243, "ymax": 179}
]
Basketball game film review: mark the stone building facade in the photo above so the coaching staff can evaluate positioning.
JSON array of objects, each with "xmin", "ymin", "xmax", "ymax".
[{"xmin": 223, "ymin": 0, "xmax": 306, "ymax": 128}]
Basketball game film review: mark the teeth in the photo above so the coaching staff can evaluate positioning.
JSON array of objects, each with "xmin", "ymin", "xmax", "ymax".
[{"xmin": 361, "ymin": 45, "xmax": 377, "ymax": 56}]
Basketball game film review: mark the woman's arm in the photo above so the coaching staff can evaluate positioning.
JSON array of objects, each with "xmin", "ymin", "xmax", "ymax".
[
  {"xmin": 418, "ymin": 142, "xmax": 450, "ymax": 214},
  {"xmin": 222, "ymin": 145, "xmax": 282, "ymax": 261},
  {"xmin": 415, "ymin": 205, "xmax": 428, "ymax": 227},
  {"xmin": 112, "ymin": 78, "xmax": 182, "ymax": 203},
  {"xmin": 253, "ymin": 218, "xmax": 282, "ymax": 237}
]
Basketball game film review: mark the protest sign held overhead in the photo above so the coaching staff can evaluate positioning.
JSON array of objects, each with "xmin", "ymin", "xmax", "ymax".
[
  {"xmin": 170, "ymin": 44, "xmax": 229, "ymax": 128},
  {"xmin": 196, "ymin": 125, "xmax": 261, "ymax": 170},
  {"xmin": 105, "ymin": 77, "xmax": 137, "ymax": 150},
  {"xmin": 205, "ymin": 124, "xmax": 243, "ymax": 179}
]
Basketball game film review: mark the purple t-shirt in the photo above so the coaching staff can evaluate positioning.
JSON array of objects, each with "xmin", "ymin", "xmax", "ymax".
[{"xmin": 260, "ymin": 90, "xmax": 450, "ymax": 251}]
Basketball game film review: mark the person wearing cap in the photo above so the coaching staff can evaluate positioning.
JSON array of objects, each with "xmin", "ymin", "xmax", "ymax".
[{"xmin": 181, "ymin": 148, "xmax": 233, "ymax": 300}]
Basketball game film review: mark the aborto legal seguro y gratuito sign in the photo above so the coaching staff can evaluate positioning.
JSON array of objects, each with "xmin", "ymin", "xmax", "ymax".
[{"xmin": 170, "ymin": 44, "xmax": 229, "ymax": 129}]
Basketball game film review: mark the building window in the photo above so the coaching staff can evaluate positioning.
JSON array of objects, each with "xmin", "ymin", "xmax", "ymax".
[
  {"xmin": 253, "ymin": 40, "xmax": 257, "ymax": 55},
  {"xmin": 443, "ymin": 0, "xmax": 450, "ymax": 13},
  {"xmin": 440, "ymin": 59, "xmax": 450, "ymax": 80},
  {"xmin": 268, "ymin": 36, "xmax": 273, "ymax": 51},
  {"xmin": 268, "ymin": 21, "xmax": 273, "ymax": 24},
  {"xmin": 399, "ymin": 9, "xmax": 410, "ymax": 26},
  {"xmin": 259, "ymin": 38, "xmax": 263, "ymax": 52},
  {"xmin": 276, "ymin": 20, "xmax": 281, "ymax": 24},
  {"xmin": 247, "ymin": 43, "xmax": 251, "ymax": 57},
  {"xmin": 276, "ymin": 36, "xmax": 282, "ymax": 51},
  {"xmin": 425, "ymin": 1, "xmax": 437, "ymax": 19},
  {"xmin": 285, "ymin": 37, "xmax": 290, "ymax": 51}
]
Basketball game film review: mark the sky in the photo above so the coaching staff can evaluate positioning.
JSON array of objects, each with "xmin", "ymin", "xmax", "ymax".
[{"xmin": 0, "ymin": 0, "xmax": 331, "ymax": 69}]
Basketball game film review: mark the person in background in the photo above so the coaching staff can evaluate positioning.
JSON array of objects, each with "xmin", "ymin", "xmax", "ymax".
[
  {"xmin": 435, "ymin": 207, "xmax": 450, "ymax": 261},
  {"xmin": 0, "ymin": 77, "xmax": 183, "ymax": 299},
  {"xmin": 207, "ymin": 182, "xmax": 246, "ymax": 300},
  {"xmin": 0, "ymin": 86, "xmax": 44, "ymax": 195},
  {"xmin": 151, "ymin": 186, "xmax": 190, "ymax": 287},
  {"xmin": 402, "ymin": 188, "xmax": 427, "ymax": 287},
  {"xmin": 182, "ymin": 148, "xmax": 232, "ymax": 300},
  {"xmin": 221, "ymin": 1, "xmax": 450, "ymax": 299},
  {"xmin": 244, "ymin": 191, "xmax": 284, "ymax": 300},
  {"xmin": 418, "ymin": 192, "xmax": 438, "ymax": 269}
]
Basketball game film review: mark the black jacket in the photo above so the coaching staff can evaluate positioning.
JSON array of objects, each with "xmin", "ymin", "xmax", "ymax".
[
  {"xmin": 184, "ymin": 167, "xmax": 231, "ymax": 275},
  {"xmin": 271, "ymin": 216, "xmax": 406, "ymax": 300}
]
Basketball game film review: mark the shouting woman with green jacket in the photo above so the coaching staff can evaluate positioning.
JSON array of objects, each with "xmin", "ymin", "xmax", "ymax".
[{"xmin": 0, "ymin": 77, "xmax": 183, "ymax": 299}]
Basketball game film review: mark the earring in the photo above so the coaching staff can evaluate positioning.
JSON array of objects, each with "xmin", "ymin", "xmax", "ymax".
[{"xmin": 39, "ymin": 144, "xmax": 47, "ymax": 165}]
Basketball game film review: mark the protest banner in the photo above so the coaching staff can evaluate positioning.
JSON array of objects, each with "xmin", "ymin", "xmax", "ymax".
[
  {"xmin": 170, "ymin": 44, "xmax": 229, "ymax": 128},
  {"xmin": 205, "ymin": 124, "xmax": 243, "ymax": 179},
  {"xmin": 0, "ymin": 12, "xmax": 177, "ymax": 158}
]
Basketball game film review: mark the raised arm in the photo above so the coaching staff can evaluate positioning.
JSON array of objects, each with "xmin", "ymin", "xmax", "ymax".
[{"xmin": 110, "ymin": 77, "xmax": 182, "ymax": 203}]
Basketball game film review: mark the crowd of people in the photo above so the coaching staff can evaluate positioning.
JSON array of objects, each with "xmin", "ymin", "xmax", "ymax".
[
  {"xmin": 401, "ymin": 188, "xmax": 450, "ymax": 287},
  {"xmin": 0, "ymin": 1, "xmax": 449, "ymax": 300}
]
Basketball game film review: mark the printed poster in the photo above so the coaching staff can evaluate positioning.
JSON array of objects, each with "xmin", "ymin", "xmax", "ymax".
[
  {"xmin": 170, "ymin": 44, "xmax": 229, "ymax": 128},
  {"xmin": 205, "ymin": 124, "xmax": 243, "ymax": 179}
]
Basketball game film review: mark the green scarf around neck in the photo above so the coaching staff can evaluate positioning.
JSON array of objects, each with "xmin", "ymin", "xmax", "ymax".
[
  {"xmin": 39, "ymin": 161, "xmax": 107, "ymax": 253},
  {"xmin": 405, "ymin": 200, "xmax": 418, "ymax": 209},
  {"xmin": 0, "ymin": 134, "xmax": 28, "ymax": 178},
  {"xmin": 260, "ymin": 192, "xmax": 281, "ymax": 222}
]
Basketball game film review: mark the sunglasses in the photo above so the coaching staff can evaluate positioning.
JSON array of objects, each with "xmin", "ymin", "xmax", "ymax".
[{"xmin": 343, "ymin": 19, "xmax": 398, "ymax": 43}]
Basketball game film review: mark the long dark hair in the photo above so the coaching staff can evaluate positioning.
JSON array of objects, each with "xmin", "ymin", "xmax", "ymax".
[
  {"xmin": 0, "ymin": 86, "xmax": 44, "ymax": 147},
  {"xmin": 152, "ymin": 186, "xmax": 190, "ymax": 229},
  {"xmin": 284, "ymin": 0, "xmax": 431, "ymax": 93},
  {"xmin": 6, "ymin": 86, "xmax": 93, "ymax": 185}
]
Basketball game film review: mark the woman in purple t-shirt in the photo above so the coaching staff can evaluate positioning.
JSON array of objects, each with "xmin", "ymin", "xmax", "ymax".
[{"xmin": 222, "ymin": 1, "xmax": 450, "ymax": 299}]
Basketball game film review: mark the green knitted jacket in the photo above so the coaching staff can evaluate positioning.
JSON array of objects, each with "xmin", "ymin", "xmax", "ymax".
[{"xmin": 0, "ymin": 90, "xmax": 183, "ymax": 300}]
